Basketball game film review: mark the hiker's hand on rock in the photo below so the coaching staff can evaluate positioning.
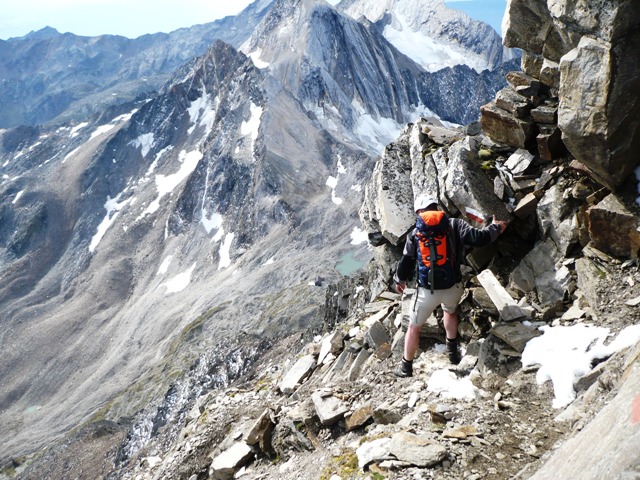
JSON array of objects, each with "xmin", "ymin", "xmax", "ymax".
[
  {"xmin": 395, "ymin": 282, "xmax": 406, "ymax": 294},
  {"xmin": 493, "ymin": 216, "xmax": 508, "ymax": 234}
]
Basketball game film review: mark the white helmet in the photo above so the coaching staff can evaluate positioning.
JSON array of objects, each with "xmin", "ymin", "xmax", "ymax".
[{"xmin": 413, "ymin": 194, "xmax": 438, "ymax": 212}]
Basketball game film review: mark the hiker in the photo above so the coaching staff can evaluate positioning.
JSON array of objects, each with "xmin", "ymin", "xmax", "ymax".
[{"xmin": 393, "ymin": 194, "xmax": 507, "ymax": 377}]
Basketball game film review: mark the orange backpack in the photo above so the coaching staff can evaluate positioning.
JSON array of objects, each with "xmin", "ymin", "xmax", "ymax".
[{"xmin": 415, "ymin": 210, "xmax": 457, "ymax": 292}]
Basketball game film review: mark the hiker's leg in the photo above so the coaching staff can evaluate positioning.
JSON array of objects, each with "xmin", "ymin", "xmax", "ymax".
[
  {"xmin": 441, "ymin": 283, "xmax": 464, "ymax": 340},
  {"xmin": 405, "ymin": 287, "xmax": 439, "ymax": 360},
  {"xmin": 395, "ymin": 287, "xmax": 435, "ymax": 377},
  {"xmin": 441, "ymin": 283, "xmax": 464, "ymax": 364},
  {"xmin": 404, "ymin": 324, "xmax": 421, "ymax": 361},
  {"xmin": 443, "ymin": 310, "xmax": 459, "ymax": 340}
]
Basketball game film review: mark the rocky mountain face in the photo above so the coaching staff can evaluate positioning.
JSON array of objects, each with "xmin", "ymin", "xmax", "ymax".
[
  {"xmin": 338, "ymin": 0, "xmax": 518, "ymax": 72},
  {"xmin": 0, "ymin": 0, "xmax": 274, "ymax": 128},
  {"xmin": 0, "ymin": 0, "xmax": 518, "ymax": 473}
]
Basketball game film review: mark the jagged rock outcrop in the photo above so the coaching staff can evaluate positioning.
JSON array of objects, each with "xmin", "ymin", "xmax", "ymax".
[{"xmin": 485, "ymin": 0, "xmax": 640, "ymax": 189}]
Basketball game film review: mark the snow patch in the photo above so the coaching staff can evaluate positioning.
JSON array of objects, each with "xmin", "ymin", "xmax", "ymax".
[
  {"xmin": 163, "ymin": 263, "xmax": 196, "ymax": 294},
  {"xmin": 201, "ymin": 210, "xmax": 223, "ymax": 234},
  {"xmin": 427, "ymin": 369, "xmax": 482, "ymax": 401},
  {"xmin": 383, "ymin": 15, "xmax": 488, "ymax": 72},
  {"xmin": 350, "ymin": 227, "xmax": 369, "ymax": 245},
  {"xmin": 12, "ymin": 190, "xmax": 24, "ymax": 204},
  {"xmin": 246, "ymin": 49, "xmax": 270, "ymax": 69},
  {"xmin": 90, "ymin": 123, "xmax": 117, "ymax": 140},
  {"xmin": 70, "ymin": 122, "xmax": 89, "ymax": 138},
  {"xmin": 219, "ymin": 232, "xmax": 235, "ymax": 269},
  {"xmin": 187, "ymin": 90, "xmax": 217, "ymax": 136},
  {"xmin": 89, "ymin": 193, "xmax": 132, "ymax": 253},
  {"xmin": 132, "ymin": 133, "xmax": 155, "ymax": 158},
  {"xmin": 353, "ymin": 100, "xmax": 402, "ymax": 154},
  {"xmin": 522, "ymin": 323, "xmax": 640, "ymax": 408},
  {"xmin": 241, "ymin": 102, "xmax": 263, "ymax": 159},
  {"xmin": 139, "ymin": 150, "xmax": 203, "ymax": 219},
  {"xmin": 157, "ymin": 255, "xmax": 173, "ymax": 276},
  {"xmin": 62, "ymin": 146, "xmax": 82, "ymax": 164}
]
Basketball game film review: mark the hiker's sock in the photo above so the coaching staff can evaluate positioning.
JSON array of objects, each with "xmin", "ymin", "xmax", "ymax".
[
  {"xmin": 446, "ymin": 338, "xmax": 461, "ymax": 365},
  {"xmin": 394, "ymin": 357, "xmax": 413, "ymax": 377}
]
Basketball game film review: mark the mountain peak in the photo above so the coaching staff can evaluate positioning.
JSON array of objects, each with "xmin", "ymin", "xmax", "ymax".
[
  {"xmin": 22, "ymin": 26, "xmax": 61, "ymax": 41},
  {"xmin": 338, "ymin": 0, "xmax": 516, "ymax": 72}
]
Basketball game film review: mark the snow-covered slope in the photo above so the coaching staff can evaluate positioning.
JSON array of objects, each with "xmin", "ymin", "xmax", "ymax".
[{"xmin": 338, "ymin": 0, "xmax": 517, "ymax": 72}]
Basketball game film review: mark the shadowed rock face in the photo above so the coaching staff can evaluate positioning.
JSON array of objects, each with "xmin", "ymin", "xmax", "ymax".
[{"xmin": 502, "ymin": 0, "xmax": 640, "ymax": 188}]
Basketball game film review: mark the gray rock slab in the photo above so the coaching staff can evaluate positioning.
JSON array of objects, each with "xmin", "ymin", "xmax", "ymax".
[
  {"xmin": 504, "ymin": 148, "xmax": 534, "ymax": 176},
  {"xmin": 477, "ymin": 269, "xmax": 528, "ymax": 321},
  {"xmin": 279, "ymin": 355, "xmax": 316, "ymax": 394},
  {"xmin": 356, "ymin": 437, "xmax": 393, "ymax": 469},
  {"xmin": 311, "ymin": 391, "xmax": 349, "ymax": 425},
  {"xmin": 317, "ymin": 331, "xmax": 345, "ymax": 365},
  {"xmin": 489, "ymin": 322, "xmax": 541, "ymax": 353},
  {"xmin": 347, "ymin": 348, "xmax": 372, "ymax": 381},
  {"xmin": 209, "ymin": 442, "xmax": 253, "ymax": 480},
  {"xmin": 388, "ymin": 432, "xmax": 447, "ymax": 467},
  {"xmin": 365, "ymin": 320, "xmax": 390, "ymax": 351}
]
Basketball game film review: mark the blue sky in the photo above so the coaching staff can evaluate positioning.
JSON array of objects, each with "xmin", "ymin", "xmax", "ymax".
[
  {"xmin": 445, "ymin": 0, "xmax": 507, "ymax": 33},
  {"xmin": 0, "ymin": 0, "xmax": 506, "ymax": 41}
]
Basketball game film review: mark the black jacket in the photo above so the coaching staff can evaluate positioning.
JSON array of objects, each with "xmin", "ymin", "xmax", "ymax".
[{"xmin": 394, "ymin": 217, "xmax": 501, "ymax": 287}]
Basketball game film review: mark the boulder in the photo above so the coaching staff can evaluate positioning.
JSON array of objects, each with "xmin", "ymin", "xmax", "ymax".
[
  {"xmin": 510, "ymin": 239, "xmax": 571, "ymax": 308},
  {"xmin": 356, "ymin": 437, "xmax": 392, "ymax": 469},
  {"xmin": 410, "ymin": 124, "xmax": 450, "ymax": 210},
  {"xmin": 209, "ymin": 442, "xmax": 254, "ymax": 480},
  {"xmin": 246, "ymin": 409, "xmax": 276, "ymax": 452},
  {"xmin": 444, "ymin": 137, "xmax": 511, "ymax": 226},
  {"xmin": 317, "ymin": 331, "xmax": 345, "ymax": 365},
  {"xmin": 347, "ymin": 349, "xmax": 372, "ymax": 380},
  {"xmin": 536, "ymin": 125, "xmax": 565, "ymax": 161},
  {"xmin": 537, "ymin": 184, "xmax": 579, "ymax": 256},
  {"xmin": 359, "ymin": 129, "xmax": 414, "ymax": 245},
  {"xmin": 477, "ymin": 269, "xmax": 529, "ymax": 321},
  {"xmin": 279, "ymin": 355, "xmax": 316, "ymax": 394},
  {"xmin": 504, "ymin": 148, "xmax": 535, "ymax": 176},
  {"xmin": 575, "ymin": 257, "xmax": 607, "ymax": 313},
  {"xmin": 345, "ymin": 404, "xmax": 373, "ymax": 431},
  {"xmin": 365, "ymin": 320, "xmax": 391, "ymax": 357},
  {"xmin": 489, "ymin": 322, "xmax": 541, "ymax": 354},
  {"xmin": 388, "ymin": 432, "xmax": 447, "ymax": 467},
  {"xmin": 585, "ymin": 194, "xmax": 640, "ymax": 259},
  {"xmin": 480, "ymin": 101, "xmax": 536, "ymax": 149},
  {"xmin": 311, "ymin": 390, "xmax": 349, "ymax": 426},
  {"xmin": 495, "ymin": 87, "xmax": 532, "ymax": 118}
]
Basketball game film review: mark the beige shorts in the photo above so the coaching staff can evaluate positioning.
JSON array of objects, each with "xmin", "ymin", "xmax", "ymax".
[{"xmin": 409, "ymin": 283, "xmax": 464, "ymax": 326}]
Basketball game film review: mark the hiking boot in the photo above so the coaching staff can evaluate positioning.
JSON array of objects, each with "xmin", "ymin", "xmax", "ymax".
[
  {"xmin": 393, "ymin": 357, "xmax": 413, "ymax": 377},
  {"xmin": 446, "ymin": 338, "xmax": 461, "ymax": 365}
]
